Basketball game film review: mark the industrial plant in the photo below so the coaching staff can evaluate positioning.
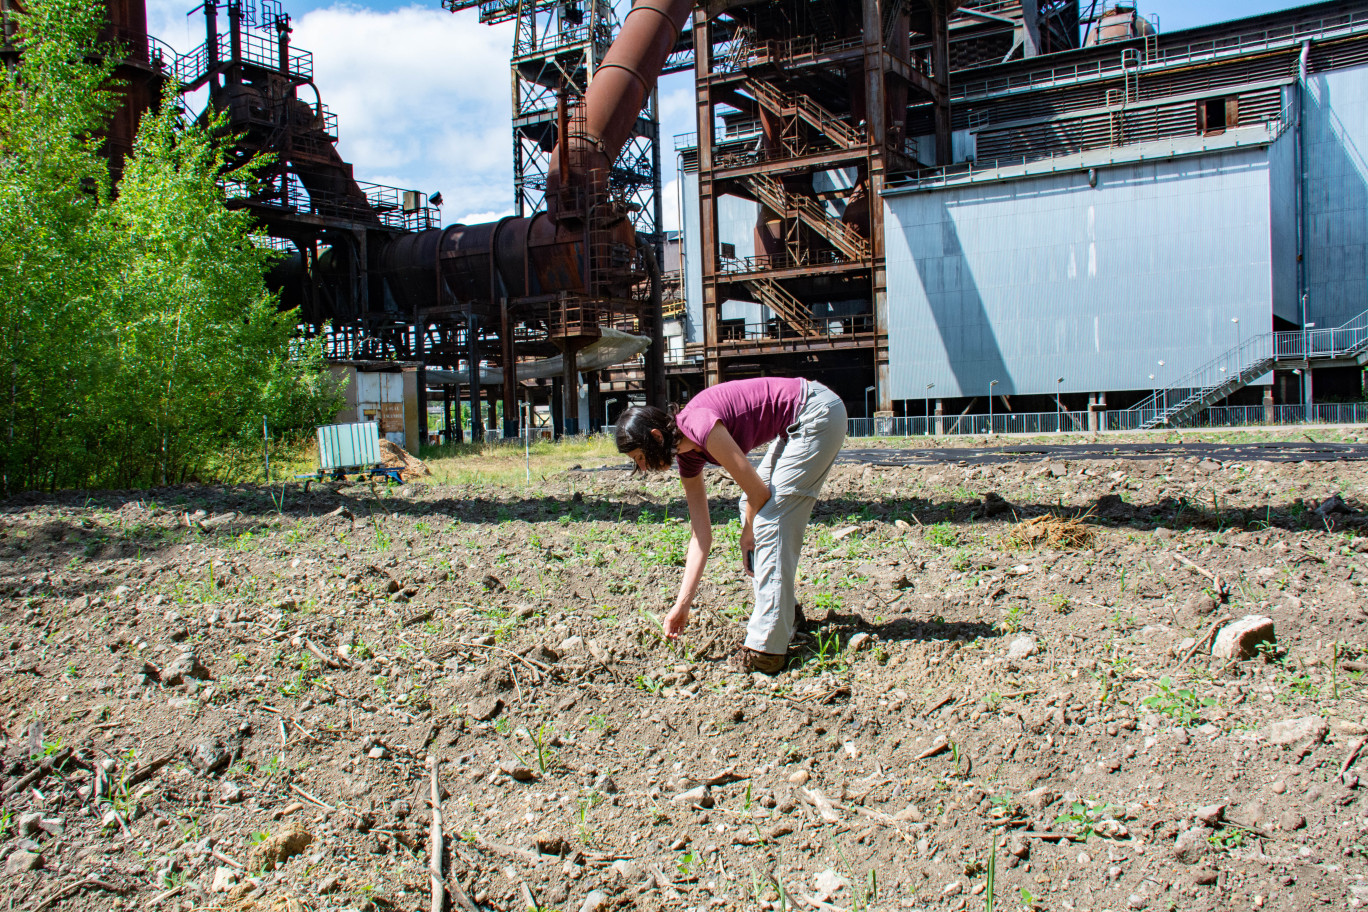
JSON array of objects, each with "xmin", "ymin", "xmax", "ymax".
[{"xmin": 30, "ymin": 0, "xmax": 1368, "ymax": 439}]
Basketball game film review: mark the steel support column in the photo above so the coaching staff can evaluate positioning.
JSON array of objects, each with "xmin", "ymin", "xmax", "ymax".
[
  {"xmin": 500, "ymin": 298, "xmax": 519, "ymax": 438},
  {"xmin": 416, "ymin": 318, "xmax": 428, "ymax": 445},
  {"xmin": 931, "ymin": 0, "xmax": 953, "ymax": 166},
  {"xmin": 863, "ymin": 0, "xmax": 892, "ymax": 413},
  {"xmin": 467, "ymin": 313, "xmax": 483, "ymax": 442},
  {"xmin": 694, "ymin": 10, "xmax": 722, "ymax": 388},
  {"xmin": 562, "ymin": 343, "xmax": 581, "ymax": 436}
]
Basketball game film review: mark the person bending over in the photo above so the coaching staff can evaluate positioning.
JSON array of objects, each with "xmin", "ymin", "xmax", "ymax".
[{"xmin": 615, "ymin": 377, "xmax": 847, "ymax": 674}]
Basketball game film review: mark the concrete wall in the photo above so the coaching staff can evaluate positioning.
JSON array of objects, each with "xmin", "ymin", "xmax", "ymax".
[
  {"xmin": 1303, "ymin": 63, "xmax": 1368, "ymax": 329},
  {"xmin": 883, "ymin": 146, "xmax": 1275, "ymax": 400}
]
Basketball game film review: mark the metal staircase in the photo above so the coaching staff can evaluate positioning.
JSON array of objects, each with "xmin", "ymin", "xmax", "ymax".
[
  {"xmin": 748, "ymin": 277, "xmax": 818, "ymax": 337},
  {"xmin": 745, "ymin": 77, "xmax": 864, "ymax": 151},
  {"xmin": 1127, "ymin": 308, "xmax": 1368, "ymax": 429},
  {"xmin": 744, "ymin": 174, "xmax": 870, "ymax": 262}
]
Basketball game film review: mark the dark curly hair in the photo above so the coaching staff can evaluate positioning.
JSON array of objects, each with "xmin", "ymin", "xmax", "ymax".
[{"xmin": 614, "ymin": 405, "xmax": 681, "ymax": 471}]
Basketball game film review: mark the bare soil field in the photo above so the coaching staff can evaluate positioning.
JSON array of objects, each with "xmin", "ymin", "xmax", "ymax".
[{"xmin": 5, "ymin": 434, "xmax": 1368, "ymax": 912}]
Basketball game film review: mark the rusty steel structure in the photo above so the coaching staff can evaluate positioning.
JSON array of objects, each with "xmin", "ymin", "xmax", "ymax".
[
  {"xmin": 443, "ymin": 0, "xmax": 664, "ymax": 242},
  {"xmin": 177, "ymin": 0, "xmax": 443, "ymax": 372},
  {"xmin": 439, "ymin": 0, "xmax": 672, "ymax": 433},
  {"xmin": 176, "ymin": 0, "xmax": 688, "ymax": 438},
  {"xmin": 659, "ymin": 1, "xmax": 1083, "ymax": 411},
  {"xmin": 1, "ymin": 0, "xmax": 170, "ymax": 183}
]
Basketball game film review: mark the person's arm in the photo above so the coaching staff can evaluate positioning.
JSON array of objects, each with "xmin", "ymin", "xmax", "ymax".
[
  {"xmin": 662, "ymin": 471, "xmax": 712, "ymax": 638},
  {"xmin": 706, "ymin": 422, "xmax": 771, "ymax": 576}
]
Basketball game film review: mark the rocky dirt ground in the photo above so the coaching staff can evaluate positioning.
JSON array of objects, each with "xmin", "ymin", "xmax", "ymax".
[{"xmin": 4, "ymin": 435, "xmax": 1368, "ymax": 912}]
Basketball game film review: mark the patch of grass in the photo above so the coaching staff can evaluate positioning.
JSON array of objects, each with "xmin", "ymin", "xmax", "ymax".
[
  {"xmin": 1141, "ymin": 676, "xmax": 1216, "ymax": 726},
  {"xmin": 420, "ymin": 436, "xmax": 619, "ymax": 487},
  {"xmin": 925, "ymin": 522, "xmax": 958, "ymax": 547}
]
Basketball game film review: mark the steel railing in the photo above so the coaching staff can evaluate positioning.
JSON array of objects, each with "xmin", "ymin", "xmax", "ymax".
[
  {"xmin": 894, "ymin": 113, "xmax": 1289, "ymax": 191},
  {"xmin": 717, "ymin": 315, "xmax": 875, "ymax": 346},
  {"xmin": 1125, "ymin": 306, "xmax": 1368, "ymax": 429},
  {"xmin": 951, "ymin": 8, "xmax": 1368, "ymax": 103},
  {"xmin": 840, "ymin": 405, "xmax": 1367, "ymax": 439}
]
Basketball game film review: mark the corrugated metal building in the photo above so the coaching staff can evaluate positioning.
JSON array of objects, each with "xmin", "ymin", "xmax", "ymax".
[{"xmin": 674, "ymin": 1, "xmax": 1368, "ymax": 417}]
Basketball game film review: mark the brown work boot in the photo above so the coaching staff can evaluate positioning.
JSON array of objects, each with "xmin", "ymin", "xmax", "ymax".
[{"xmin": 728, "ymin": 646, "xmax": 786, "ymax": 676}]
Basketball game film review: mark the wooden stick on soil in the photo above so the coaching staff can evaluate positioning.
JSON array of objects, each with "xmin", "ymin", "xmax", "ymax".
[
  {"xmin": 1180, "ymin": 616, "xmax": 1233, "ymax": 664},
  {"xmin": 125, "ymin": 753, "xmax": 176, "ymax": 788},
  {"xmin": 4, "ymin": 747, "xmax": 72, "ymax": 795},
  {"xmin": 32, "ymin": 875, "xmax": 129, "ymax": 912},
  {"xmin": 429, "ymin": 758, "xmax": 445, "ymax": 912},
  {"xmin": 1339, "ymin": 735, "xmax": 1368, "ymax": 784},
  {"xmin": 289, "ymin": 782, "xmax": 335, "ymax": 811},
  {"xmin": 455, "ymin": 640, "xmax": 554, "ymax": 676}
]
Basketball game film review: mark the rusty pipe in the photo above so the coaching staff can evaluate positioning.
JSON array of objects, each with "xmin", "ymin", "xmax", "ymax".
[{"xmin": 546, "ymin": 0, "xmax": 692, "ymax": 220}]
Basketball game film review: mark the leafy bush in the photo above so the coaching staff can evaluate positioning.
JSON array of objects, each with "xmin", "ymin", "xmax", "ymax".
[{"xmin": 0, "ymin": 0, "xmax": 340, "ymax": 491}]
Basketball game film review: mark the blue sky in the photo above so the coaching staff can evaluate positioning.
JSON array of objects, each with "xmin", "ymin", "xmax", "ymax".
[{"xmin": 145, "ymin": 0, "xmax": 1312, "ymax": 229}]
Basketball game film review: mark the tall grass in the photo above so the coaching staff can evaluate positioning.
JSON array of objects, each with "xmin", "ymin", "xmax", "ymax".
[{"xmin": 418, "ymin": 435, "xmax": 620, "ymax": 487}]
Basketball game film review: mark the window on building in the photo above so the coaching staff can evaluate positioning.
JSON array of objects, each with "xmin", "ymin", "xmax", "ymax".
[
  {"xmin": 720, "ymin": 242, "xmax": 737, "ymax": 259},
  {"xmin": 1197, "ymin": 96, "xmax": 1239, "ymax": 135}
]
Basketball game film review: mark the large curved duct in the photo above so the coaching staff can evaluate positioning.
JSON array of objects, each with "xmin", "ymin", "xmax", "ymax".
[
  {"xmin": 378, "ymin": 0, "xmax": 690, "ymax": 354},
  {"xmin": 545, "ymin": 0, "xmax": 693, "ymax": 221}
]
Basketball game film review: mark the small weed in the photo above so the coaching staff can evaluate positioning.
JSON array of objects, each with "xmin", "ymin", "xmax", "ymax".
[
  {"xmin": 1208, "ymin": 826, "xmax": 1248, "ymax": 850},
  {"xmin": 1141, "ymin": 676, "xmax": 1216, "ymax": 726},
  {"xmin": 1053, "ymin": 799, "xmax": 1124, "ymax": 841},
  {"xmin": 999, "ymin": 604, "xmax": 1024, "ymax": 634},
  {"xmin": 676, "ymin": 848, "xmax": 701, "ymax": 878},
  {"xmin": 809, "ymin": 628, "xmax": 845, "ymax": 673},
  {"xmin": 925, "ymin": 522, "xmax": 958, "ymax": 547},
  {"xmin": 531, "ymin": 722, "xmax": 559, "ymax": 775}
]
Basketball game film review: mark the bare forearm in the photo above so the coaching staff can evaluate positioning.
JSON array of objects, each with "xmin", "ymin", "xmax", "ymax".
[{"xmin": 674, "ymin": 533, "xmax": 711, "ymax": 608}]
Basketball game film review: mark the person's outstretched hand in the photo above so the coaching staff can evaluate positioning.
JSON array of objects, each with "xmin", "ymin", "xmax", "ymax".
[{"xmin": 663, "ymin": 602, "xmax": 691, "ymax": 639}]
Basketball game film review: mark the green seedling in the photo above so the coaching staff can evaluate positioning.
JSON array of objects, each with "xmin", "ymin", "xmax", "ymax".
[{"xmin": 1141, "ymin": 676, "xmax": 1216, "ymax": 726}]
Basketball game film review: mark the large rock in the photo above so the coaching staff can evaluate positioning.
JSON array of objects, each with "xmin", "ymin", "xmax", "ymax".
[
  {"xmin": 1007, "ymin": 636, "xmax": 1038, "ymax": 660},
  {"xmin": 1172, "ymin": 828, "xmax": 1210, "ymax": 865},
  {"xmin": 1211, "ymin": 616, "xmax": 1275, "ymax": 660},
  {"xmin": 161, "ymin": 650, "xmax": 209, "ymax": 685},
  {"xmin": 1260, "ymin": 716, "xmax": 1329, "ymax": 747},
  {"xmin": 245, "ymin": 824, "xmax": 312, "ymax": 872},
  {"xmin": 1182, "ymin": 592, "xmax": 1217, "ymax": 619},
  {"xmin": 5, "ymin": 851, "xmax": 41, "ymax": 874}
]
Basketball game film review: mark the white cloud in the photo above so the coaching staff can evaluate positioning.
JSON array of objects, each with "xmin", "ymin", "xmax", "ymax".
[
  {"xmin": 294, "ymin": 4, "xmax": 515, "ymax": 216},
  {"xmin": 147, "ymin": 1, "xmax": 517, "ymax": 224}
]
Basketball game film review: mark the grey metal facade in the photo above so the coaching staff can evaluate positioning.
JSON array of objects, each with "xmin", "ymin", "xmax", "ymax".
[
  {"xmin": 882, "ymin": 135, "xmax": 1288, "ymax": 401},
  {"xmin": 1304, "ymin": 63, "xmax": 1368, "ymax": 329}
]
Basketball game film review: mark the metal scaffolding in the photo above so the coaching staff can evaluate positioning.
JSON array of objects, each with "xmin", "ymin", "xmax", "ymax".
[{"xmin": 444, "ymin": 0, "xmax": 665, "ymax": 245}]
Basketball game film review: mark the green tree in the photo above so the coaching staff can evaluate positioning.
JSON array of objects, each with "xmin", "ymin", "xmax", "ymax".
[
  {"xmin": 0, "ymin": 0, "xmax": 340, "ymax": 490},
  {"xmin": 0, "ymin": 0, "xmax": 119, "ymax": 491},
  {"xmin": 100, "ymin": 85, "xmax": 339, "ymax": 485}
]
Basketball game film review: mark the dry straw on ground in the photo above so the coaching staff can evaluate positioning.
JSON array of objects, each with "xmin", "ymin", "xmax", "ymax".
[{"xmin": 1004, "ymin": 512, "xmax": 1095, "ymax": 549}]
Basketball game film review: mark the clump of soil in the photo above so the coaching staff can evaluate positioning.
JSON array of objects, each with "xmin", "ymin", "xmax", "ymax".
[
  {"xmin": 3, "ymin": 447, "xmax": 1368, "ymax": 912},
  {"xmin": 1004, "ymin": 513, "xmax": 1094, "ymax": 550},
  {"xmin": 377, "ymin": 439, "xmax": 431, "ymax": 480}
]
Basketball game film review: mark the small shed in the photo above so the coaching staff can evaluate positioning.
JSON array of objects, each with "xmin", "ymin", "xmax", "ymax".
[{"xmin": 327, "ymin": 361, "xmax": 420, "ymax": 450}]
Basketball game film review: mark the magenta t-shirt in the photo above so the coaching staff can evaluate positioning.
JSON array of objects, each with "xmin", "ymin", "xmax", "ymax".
[{"xmin": 675, "ymin": 377, "xmax": 806, "ymax": 478}]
